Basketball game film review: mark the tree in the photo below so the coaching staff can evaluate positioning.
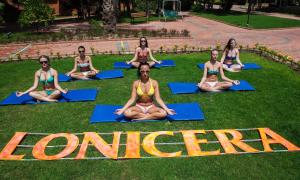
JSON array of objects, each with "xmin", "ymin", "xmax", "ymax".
[
  {"xmin": 220, "ymin": 0, "xmax": 234, "ymax": 11},
  {"xmin": 102, "ymin": 0, "xmax": 116, "ymax": 33},
  {"xmin": 18, "ymin": 0, "xmax": 54, "ymax": 31},
  {"xmin": 0, "ymin": 2, "xmax": 4, "ymax": 23}
]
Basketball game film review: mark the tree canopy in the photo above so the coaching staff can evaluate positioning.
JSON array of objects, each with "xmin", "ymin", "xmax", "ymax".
[
  {"xmin": 18, "ymin": 0, "xmax": 54, "ymax": 30},
  {"xmin": 0, "ymin": 2, "xmax": 4, "ymax": 23}
]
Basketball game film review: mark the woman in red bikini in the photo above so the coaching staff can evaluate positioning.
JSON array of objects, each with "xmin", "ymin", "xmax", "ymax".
[{"xmin": 127, "ymin": 37, "xmax": 161, "ymax": 68}]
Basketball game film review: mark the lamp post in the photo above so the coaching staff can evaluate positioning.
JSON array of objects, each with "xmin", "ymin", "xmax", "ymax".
[{"xmin": 247, "ymin": 0, "xmax": 253, "ymax": 27}]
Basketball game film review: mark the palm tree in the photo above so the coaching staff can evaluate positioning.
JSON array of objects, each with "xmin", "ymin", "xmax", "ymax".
[{"xmin": 102, "ymin": 0, "xmax": 117, "ymax": 33}]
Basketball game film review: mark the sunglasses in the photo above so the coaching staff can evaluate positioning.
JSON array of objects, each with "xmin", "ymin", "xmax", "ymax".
[
  {"xmin": 79, "ymin": 50, "xmax": 85, "ymax": 53},
  {"xmin": 40, "ymin": 61, "xmax": 48, "ymax": 64},
  {"xmin": 141, "ymin": 40, "xmax": 146, "ymax": 42}
]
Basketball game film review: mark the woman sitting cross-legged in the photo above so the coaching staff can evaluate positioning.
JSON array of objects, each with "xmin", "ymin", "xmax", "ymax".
[
  {"xmin": 66, "ymin": 46, "xmax": 99, "ymax": 80},
  {"xmin": 198, "ymin": 49, "xmax": 240, "ymax": 92},
  {"xmin": 16, "ymin": 55, "xmax": 68, "ymax": 102},
  {"xmin": 115, "ymin": 62, "xmax": 175, "ymax": 120},
  {"xmin": 126, "ymin": 37, "xmax": 161, "ymax": 68},
  {"xmin": 220, "ymin": 38, "xmax": 244, "ymax": 72}
]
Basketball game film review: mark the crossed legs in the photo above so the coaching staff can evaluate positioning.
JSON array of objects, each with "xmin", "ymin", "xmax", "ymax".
[
  {"xmin": 29, "ymin": 90, "xmax": 61, "ymax": 102},
  {"xmin": 124, "ymin": 105, "xmax": 167, "ymax": 120},
  {"xmin": 199, "ymin": 81, "xmax": 233, "ymax": 92},
  {"xmin": 131, "ymin": 61, "xmax": 156, "ymax": 68},
  {"xmin": 70, "ymin": 71, "xmax": 97, "ymax": 80},
  {"xmin": 222, "ymin": 64, "xmax": 242, "ymax": 72}
]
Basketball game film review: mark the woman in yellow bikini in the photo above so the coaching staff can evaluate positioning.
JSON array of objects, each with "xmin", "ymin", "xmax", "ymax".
[
  {"xmin": 16, "ymin": 55, "xmax": 68, "ymax": 102},
  {"xmin": 66, "ymin": 46, "xmax": 99, "ymax": 79},
  {"xmin": 127, "ymin": 37, "xmax": 161, "ymax": 68},
  {"xmin": 198, "ymin": 49, "xmax": 240, "ymax": 92},
  {"xmin": 115, "ymin": 62, "xmax": 175, "ymax": 120}
]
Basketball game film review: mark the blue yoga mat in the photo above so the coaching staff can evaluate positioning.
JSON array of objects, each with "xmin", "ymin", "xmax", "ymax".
[
  {"xmin": 114, "ymin": 62, "xmax": 132, "ymax": 69},
  {"xmin": 197, "ymin": 63, "xmax": 261, "ymax": 70},
  {"xmin": 168, "ymin": 80, "xmax": 255, "ymax": 94},
  {"xmin": 114, "ymin": 60, "xmax": 175, "ymax": 69},
  {"xmin": 58, "ymin": 70, "xmax": 123, "ymax": 82},
  {"xmin": 0, "ymin": 89, "xmax": 98, "ymax": 105},
  {"xmin": 154, "ymin": 60, "xmax": 176, "ymax": 68},
  {"xmin": 95, "ymin": 70, "xmax": 123, "ymax": 79},
  {"xmin": 90, "ymin": 102, "xmax": 204, "ymax": 123}
]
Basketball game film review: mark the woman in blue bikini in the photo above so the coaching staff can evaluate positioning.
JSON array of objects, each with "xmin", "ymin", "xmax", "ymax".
[
  {"xmin": 198, "ymin": 49, "xmax": 240, "ymax": 92},
  {"xmin": 220, "ymin": 38, "xmax": 244, "ymax": 72},
  {"xmin": 66, "ymin": 46, "xmax": 99, "ymax": 79},
  {"xmin": 16, "ymin": 55, "xmax": 68, "ymax": 102}
]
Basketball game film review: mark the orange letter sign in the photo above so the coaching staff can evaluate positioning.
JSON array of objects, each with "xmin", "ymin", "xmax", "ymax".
[
  {"xmin": 142, "ymin": 131, "xmax": 182, "ymax": 157},
  {"xmin": 0, "ymin": 132, "xmax": 27, "ymax": 160},
  {"xmin": 258, "ymin": 128, "xmax": 300, "ymax": 152},
  {"xmin": 214, "ymin": 129, "xmax": 259, "ymax": 153},
  {"xmin": 124, "ymin": 132, "xmax": 141, "ymax": 159},
  {"xmin": 181, "ymin": 130, "xmax": 220, "ymax": 156},
  {"xmin": 32, "ymin": 133, "xmax": 79, "ymax": 160},
  {"xmin": 75, "ymin": 132, "xmax": 121, "ymax": 160}
]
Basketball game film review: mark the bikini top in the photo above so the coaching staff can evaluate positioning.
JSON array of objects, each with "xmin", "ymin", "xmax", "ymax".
[
  {"xmin": 137, "ymin": 79, "xmax": 155, "ymax": 97},
  {"xmin": 225, "ymin": 49, "xmax": 237, "ymax": 61},
  {"xmin": 207, "ymin": 69, "xmax": 219, "ymax": 75},
  {"xmin": 39, "ymin": 69, "xmax": 54, "ymax": 85},
  {"xmin": 78, "ymin": 62, "xmax": 90, "ymax": 67},
  {"xmin": 77, "ymin": 58, "xmax": 90, "ymax": 67},
  {"xmin": 39, "ymin": 69, "xmax": 54, "ymax": 90},
  {"xmin": 77, "ymin": 57, "xmax": 91, "ymax": 71},
  {"xmin": 137, "ymin": 48, "xmax": 148, "ymax": 62},
  {"xmin": 225, "ymin": 55, "xmax": 237, "ymax": 61}
]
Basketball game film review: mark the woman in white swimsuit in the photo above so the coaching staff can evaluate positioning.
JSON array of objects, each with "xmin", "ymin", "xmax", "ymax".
[{"xmin": 66, "ymin": 46, "xmax": 99, "ymax": 80}]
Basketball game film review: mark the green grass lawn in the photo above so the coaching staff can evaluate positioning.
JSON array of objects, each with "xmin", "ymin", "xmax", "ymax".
[
  {"xmin": 0, "ymin": 52, "xmax": 300, "ymax": 179},
  {"xmin": 193, "ymin": 10, "xmax": 300, "ymax": 29}
]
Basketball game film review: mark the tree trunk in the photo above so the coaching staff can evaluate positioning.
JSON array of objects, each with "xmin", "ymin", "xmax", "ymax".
[
  {"xmin": 125, "ymin": 0, "xmax": 131, "ymax": 16},
  {"xmin": 102, "ymin": 0, "xmax": 117, "ymax": 33}
]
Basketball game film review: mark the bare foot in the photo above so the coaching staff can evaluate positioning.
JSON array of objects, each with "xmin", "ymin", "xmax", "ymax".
[
  {"xmin": 132, "ymin": 114, "xmax": 150, "ymax": 121},
  {"xmin": 47, "ymin": 98, "xmax": 58, "ymax": 102},
  {"xmin": 211, "ymin": 89, "xmax": 221, "ymax": 92}
]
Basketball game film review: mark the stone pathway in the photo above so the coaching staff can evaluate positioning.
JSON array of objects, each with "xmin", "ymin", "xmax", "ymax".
[{"xmin": 1, "ymin": 14, "xmax": 300, "ymax": 62}]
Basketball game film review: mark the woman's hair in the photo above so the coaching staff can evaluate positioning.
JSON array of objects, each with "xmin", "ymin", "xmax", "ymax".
[
  {"xmin": 137, "ymin": 62, "xmax": 150, "ymax": 77},
  {"xmin": 224, "ymin": 38, "xmax": 237, "ymax": 52},
  {"xmin": 78, "ymin": 46, "xmax": 85, "ymax": 51},
  {"xmin": 38, "ymin": 55, "xmax": 50, "ymax": 64},
  {"xmin": 139, "ymin": 37, "xmax": 148, "ymax": 48},
  {"xmin": 211, "ymin": 48, "xmax": 218, "ymax": 54}
]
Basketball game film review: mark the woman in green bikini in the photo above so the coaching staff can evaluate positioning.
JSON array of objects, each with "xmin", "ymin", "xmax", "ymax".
[
  {"xmin": 198, "ymin": 49, "xmax": 240, "ymax": 92},
  {"xmin": 16, "ymin": 55, "xmax": 68, "ymax": 102}
]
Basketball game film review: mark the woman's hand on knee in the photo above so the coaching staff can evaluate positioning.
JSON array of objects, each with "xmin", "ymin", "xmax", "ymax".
[
  {"xmin": 62, "ymin": 88, "xmax": 68, "ymax": 94},
  {"xmin": 165, "ymin": 108, "xmax": 176, "ymax": 115},
  {"xmin": 16, "ymin": 91, "xmax": 25, "ymax": 97},
  {"xmin": 233, "ymin": 80, "xmax": 240, "ymax": 85},
  {"xmin": 66, "ymin": 72, "xmax": 72, "ymax": 76},
  {"xmin": 197, "ymin": 83, "xmax": 203, "ymax": 88},
  {"xmin": 115, "ymin": 108, "xmax": 125, "ymax": 115}
]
